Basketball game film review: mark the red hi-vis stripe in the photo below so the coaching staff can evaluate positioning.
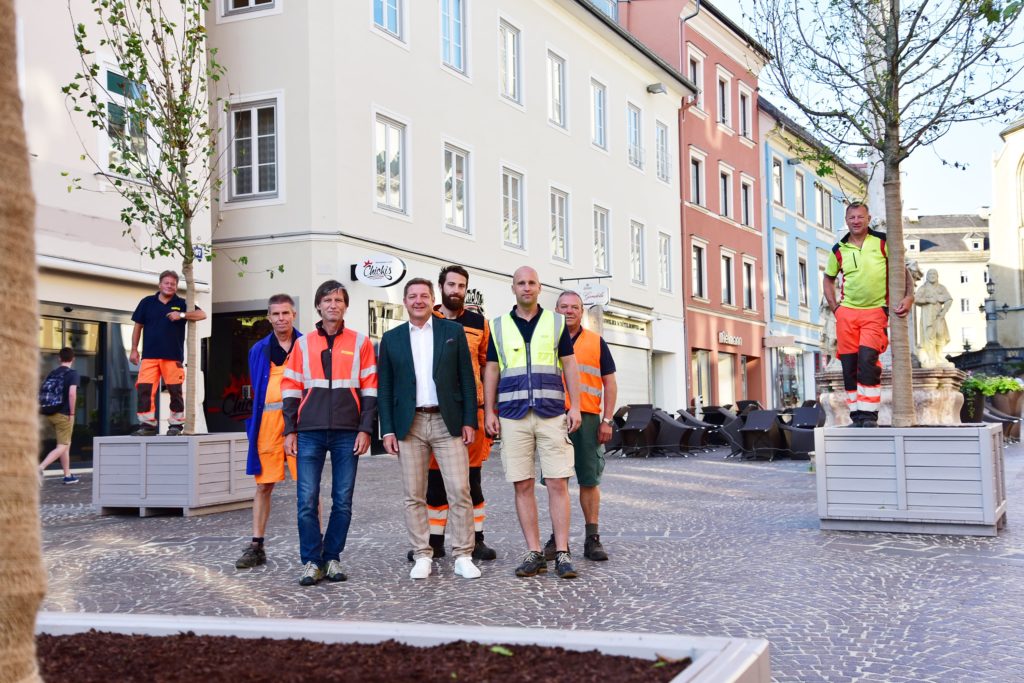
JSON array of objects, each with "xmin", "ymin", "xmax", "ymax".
[{"xmin": 846, "ymin": 391, "xmax": 858, "ymax": 406}]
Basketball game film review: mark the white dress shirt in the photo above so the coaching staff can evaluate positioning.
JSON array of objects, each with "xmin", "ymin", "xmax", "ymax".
[{"xmin": 409, "ymin": 318, "xmax": 439, "ymax": 408}]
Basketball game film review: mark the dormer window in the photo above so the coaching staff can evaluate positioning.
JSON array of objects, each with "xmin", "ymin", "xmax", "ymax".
[{"xmin": 905, "ymin": 239, "xmax": 919, "ymax": 252}]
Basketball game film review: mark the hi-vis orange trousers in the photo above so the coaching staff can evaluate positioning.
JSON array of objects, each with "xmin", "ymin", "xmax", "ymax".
[
  {"xmin": 136, "ymin": 359, "xmax": 185, "ymax": 427},
  {"xmin": 835, "ymin": 306, "xmax": 887, "ymax": 422}
]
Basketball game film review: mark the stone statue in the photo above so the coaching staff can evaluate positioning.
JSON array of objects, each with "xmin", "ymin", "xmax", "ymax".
[
  {"xmin": 818, "ymin": 295, "xmax": 839, "ymax": 369},
  {"xmin": 914, "ymin": 268, "xmax": 953, "ymax": 368}
]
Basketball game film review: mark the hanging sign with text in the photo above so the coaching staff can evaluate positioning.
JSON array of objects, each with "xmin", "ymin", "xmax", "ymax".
[{"xmin": 351, "ymin": 253, "xmax": 407, "ymax": 287}]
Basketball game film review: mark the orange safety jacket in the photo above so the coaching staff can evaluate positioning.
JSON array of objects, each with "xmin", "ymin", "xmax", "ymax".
[
  {"xmin": 433, "ymin": 306, "xmax": 489, "ymax": 407},
  {"xmin": 564, "ymin": 328, "xmax": 604, "ymax": 415},
  {"xmin": 282, "ymin": 322, "xmax": 378, "ymax": 434}
]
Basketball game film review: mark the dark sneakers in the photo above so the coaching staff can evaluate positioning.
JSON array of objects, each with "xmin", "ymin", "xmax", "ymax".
[
  {"xmin": 514, "ymin": 551, "xmax": 548, "ymax": 577},
  {"xmin": 543, "ymin": 534, "xmax": 558, "ymax": 561},
  {"xmin": 555, "ymin": 551, "xmax": 578, "ymax": 579},
  {"xmin": 166, "ymin": 424, "xmax": 184, "ymax": 436},
  {"xmin": 132, "ymin": 425, "xmax": 158, "ymax": 437},
  {"xmin": 298, "ymin": 562, "xmax": 324, "ymax": 586},
  {"xmin": 584, "ymin": 535, "xmax": 609, "ymax": 561},
  {"xmin": 472, "ymin": 532, "xmax": 497, "ymax": 561},
  {"xmin": 235, "ymin": 543, "xmax": 266, "ymax": 569}
]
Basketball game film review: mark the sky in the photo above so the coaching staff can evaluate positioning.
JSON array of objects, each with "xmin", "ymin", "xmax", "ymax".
[{"xmin": 708, "ymin": 0, "xmax": 1021, "ymax": 216}]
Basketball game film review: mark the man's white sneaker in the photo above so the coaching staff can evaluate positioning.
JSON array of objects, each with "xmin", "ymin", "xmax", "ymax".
[
  {"xmin": 453, "ymin": 556, "xmax": 481, "ymax": 579},
  {"xmin": 409, "ymin": 557, "xmax": 432, "ymax": 579}
]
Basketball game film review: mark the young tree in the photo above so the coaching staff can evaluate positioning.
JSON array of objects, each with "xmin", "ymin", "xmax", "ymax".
[
  {"xmin": 62, "ymin": 0, "xmax": 224, "ymax": 434},
  {"xmin": 756, "ymin": 0, "xmax": 1024, "ymax": 426}
]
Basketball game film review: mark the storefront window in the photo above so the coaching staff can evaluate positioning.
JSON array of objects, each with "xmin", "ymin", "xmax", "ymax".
[
  {"xmin": 205, "ymin": 311, "xmax": 270, "ymax": 432},
  {"xmin": 717, "ymin": 352, "xmax": 736, "ymax": 407},
  {"xmin": 775, "ymin": 347, "xmax": 805, "ymax": 408},
  {"xmin": 691, "ymin": 349, "xmax": 711, "ymax": 409}
]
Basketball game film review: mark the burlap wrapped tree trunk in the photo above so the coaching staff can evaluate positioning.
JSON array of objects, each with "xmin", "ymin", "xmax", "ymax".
[{"xmin": 0, "ymin": 1, "xmax": 46, "ymax": 681}]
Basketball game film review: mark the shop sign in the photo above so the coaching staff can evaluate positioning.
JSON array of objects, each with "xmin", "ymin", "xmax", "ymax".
[
  {"xmin": 604, "ymin": 314, "xmax": 647, "ymax": 333},
  {"xmin": 719, "ymin": 330, "xmax": 742, "ymax": 345},
  {"xmin": 579, "ymin": 281, "xmax": 611, "ymax": 307},
  {"xmin": 465, "ymin": 288, "xmax": 485, "ymax": 307},
  {"xmin": 351, "ymin": 254, "xmax": 407, "ymax": 287}
]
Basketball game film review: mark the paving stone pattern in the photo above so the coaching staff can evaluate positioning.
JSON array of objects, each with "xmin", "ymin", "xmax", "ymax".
[{"xmin": 41, "ymin": 443, "xmax": 1024, "ymax": 682}]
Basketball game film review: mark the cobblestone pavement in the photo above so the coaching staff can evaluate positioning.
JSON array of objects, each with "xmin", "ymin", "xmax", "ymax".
[{"xmin": 40, "ymin": 441, "xmax": 1024, "ymax": 682}]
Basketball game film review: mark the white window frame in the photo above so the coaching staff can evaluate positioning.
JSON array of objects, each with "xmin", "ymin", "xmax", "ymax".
[
  {"xmin": 771, "ymin": 157, "xmax": 783, "ymax": 205},
  {"xmin": 742, "ymin": 257, "xmax": 756, "ymax": 310},
  {"xmin": 630, "ymin": 220, "xmax": 646, "ymax": 284},
  {"xmin": 627, "ymin": 103, "xmax": 643, "ymax": 169},
  {"xmin": 740, "ymin": 178, "xmax": 753, "ymax": 227},
  {"xmin": 658, "ymin": 231, "xmax": 672, "ymax": 292},
  {"xmin": 373, "ymin": 0, "xmax": 404, "ymax": 41},
  {"xmin": 961, "ymin": 298, "xmax": 971, "ymax": 313},
  {"xmin": 795, "ymin": 171, "xmax": 806, "ymax": 217},
  {"xmin": 375, "ymin": 113, "xmax": 407, "ymax": 215},
  {"xmin": 591, "ymin": 79, "xmax": 607, "ymax": 149},
  {"xmin": 655, "ymin": 120, "xmax": 671, "ymax": 182},
  {"xmin": 443, "ymin": 143, "xmax": 470, "ymax": 234},
  {"xmin": 102, "ymin": 65, "xmax": 153, "ymax": 176},
  {"xmin": 721, "ymin": 249, "xmax": 735, "ymax": 306},
  {"xmin": 719, "ymin": 165, "xmax": 733, "ymax": 219},
  {"xmin": 738, "ymin": 84, "xmax": 754, "ymax": 138},
  {"xmin": 798, "ymin": 257, "xmax": 809, "ymax": 307},
  {"xmin": 498, "ymin": 19, "xmax": 521, "ymax": 104},
  {"xmin": 815, "ymin": 184, "xmax": 834, "ymax": 230},
  {"xmin": 550, "ymin": 187, "xmax": 570, "ymax": 263},
  {"xmin": 690, "ymin": 148, "xmax": 707, "ymax": 207},
  {"xmin": 227, "ymin": 98, "xmax": 280, "ymax": 203},
  {"xmin": 687, "ymin": 44, "xmax": 706, "ymax": 111},
  {"xmin": 716, "ymin": 69, "xmax": 732, "ymax": 128},
  {"xmin": 219, "ymin": 0, "xmax": 280, "ymax": 23},
  {"xmin": 775, "ymin": 247, "xmax": 787, "ymax": 301},
  {"xmin": 547, "ymin": 50, "xmax": 567, "ymax": 129},
  {"xmin": 593, "ymin": 205, "xmax": 610, "ymax": 274},
  {"xmin": 960, "ymin": 270, "xmax": 969, "ymax": 284},
  {"xmin": 440, "ymin": 0, "xmax": 466, "ymax": 74},
  {"xmin": 691, "ymin": 238, "xmax": 709, "ymax": 300},
  {"xmin": 501, "ymin": 166, "xmax": 525, "ymax": 250}
]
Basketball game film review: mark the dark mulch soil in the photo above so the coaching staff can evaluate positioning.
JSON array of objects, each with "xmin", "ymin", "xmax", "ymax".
[{"xmin": 37, "ymin": 631, "xmax": 691, "ymax": 682}]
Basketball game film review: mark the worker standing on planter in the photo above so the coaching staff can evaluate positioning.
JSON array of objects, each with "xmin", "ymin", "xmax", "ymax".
[{"xmin": 823, "ymin": 203, "xmax": 914, "ymax": 428}]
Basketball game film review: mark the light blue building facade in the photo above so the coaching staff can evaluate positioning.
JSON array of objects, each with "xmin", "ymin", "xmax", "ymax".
[{"xmin": 758, "ymin": 97, "xmax": 866, "ymax": 408}]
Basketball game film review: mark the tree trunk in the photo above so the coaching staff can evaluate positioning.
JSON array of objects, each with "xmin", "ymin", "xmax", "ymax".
[
  {"xmin": 182, "ymin": 244, "xmax": 198, "ymax": 435},
  {"xmin": 0, "ymin": 0, "xmax": 46, "ymax": 679}
]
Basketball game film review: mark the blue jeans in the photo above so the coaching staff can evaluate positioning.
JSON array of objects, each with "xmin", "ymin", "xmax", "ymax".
[{"xmin": 295, "ymin": 430, "xmax": 359, "ymax": 565}]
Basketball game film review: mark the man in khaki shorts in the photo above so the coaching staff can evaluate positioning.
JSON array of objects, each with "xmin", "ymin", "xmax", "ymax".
[
  {"xmin": 38, "ymin": 347, "xmax": 80, "ymax": 484},
  {"xmin": 483, "ymin": 266, "xmax": 582, "ymax": 579}
]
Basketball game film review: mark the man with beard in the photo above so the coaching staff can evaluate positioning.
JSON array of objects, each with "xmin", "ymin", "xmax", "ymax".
[{"xmin": 406, "ymin": 265, "xmax": 497, "ymax": 562}]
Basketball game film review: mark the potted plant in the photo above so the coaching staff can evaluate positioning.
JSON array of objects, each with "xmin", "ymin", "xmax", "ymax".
[{"xmin": 960, "ymin": 373, "xmax": 994, "ymax": 422}]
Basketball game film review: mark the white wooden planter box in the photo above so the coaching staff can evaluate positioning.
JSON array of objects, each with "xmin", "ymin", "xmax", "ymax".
[
  {"xmin": 815, "ymin": 424, "xmax": 1007, "ymax": 536},
  {"xmin": 92, "ymin": 433, "xmax": 255, "ymax": 516},
  {"xmin": 37, "ymin": 612, "xmax": 771, "ymax": 683}
]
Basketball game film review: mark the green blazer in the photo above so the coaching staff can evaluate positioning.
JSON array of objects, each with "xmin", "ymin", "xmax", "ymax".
[{"xmin": 377, "ymin": 317, "xmax": 478, "ymax": 440}]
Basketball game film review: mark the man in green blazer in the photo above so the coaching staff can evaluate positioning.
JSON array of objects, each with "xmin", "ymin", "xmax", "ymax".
[{"xmin": 378, "ymin": 277, "xmax": 481, "ymax": 580}]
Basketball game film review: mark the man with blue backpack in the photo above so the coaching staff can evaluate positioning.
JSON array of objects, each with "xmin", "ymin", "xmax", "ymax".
[{"xmin": 38, "ymin": 347, "xmax": 80, "ymax": 484}]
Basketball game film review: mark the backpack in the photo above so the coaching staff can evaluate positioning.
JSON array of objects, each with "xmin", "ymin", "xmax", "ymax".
[{"xmin": 39, "ymin": 366, "xmax": 70, "ymax": 415}]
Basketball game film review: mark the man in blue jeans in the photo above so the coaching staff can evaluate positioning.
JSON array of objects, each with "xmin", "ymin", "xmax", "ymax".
[{"xmin": 282, "ymin": 280, "xmax": 378, "ymax": 586}]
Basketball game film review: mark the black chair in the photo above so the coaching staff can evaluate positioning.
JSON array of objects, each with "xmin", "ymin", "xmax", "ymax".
[
  {"xmin": 739, "ymin": 410, "xmax": 785, "ymax": 460},
  {"xmin": 675, "ymin": 410, "xmax": 716, "ymax": 452},
  {"xmin": 603, "ymin": 405, "xmax": 631, "ymax": 455},
  {"xmin": 652, "ymin": 409, "xmax": 696, "ymax": 457},
  {"xmin": 790, "ymin": 405, "xmax": 825, "ymax": 429},
  {"xmin": 701, "ymin": 405, "xmax": 744, "ymax": 456},
  {"xmin": 983, "ymin": 404, "xmax": 1021, "ymax": 442},
  {"xmin": 736, "ymin": 400, "xmax": 763, "ymax": 414},
  {"xmin": 618, "ymin": 404, "xmax": 657, "ymax": 457}
]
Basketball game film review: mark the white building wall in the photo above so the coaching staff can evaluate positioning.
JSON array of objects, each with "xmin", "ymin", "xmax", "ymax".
[{"xmin": 990, "ymin": 123, "xmax": 1024, "ymax": 347}]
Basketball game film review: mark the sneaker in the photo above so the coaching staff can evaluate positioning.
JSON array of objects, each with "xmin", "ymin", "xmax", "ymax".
[
  {"xmin": 62, "ymin": 475, "xmax": 80, "ymax": 485},
  {"xmin": 542, "ymin": 534, "xmax": 557, "ymax": 562},
  {"xmin": 166, "ymin": 424, "xmax": 184, "ymax": 436},
  {"xmin": 132, "ymin": 425, "xmax": 158, "ymax": 437},
  {"xmin": 514, "ymin": 550, "xmax": 548, "ymax": 578},
  {"xmin": 235, "ymin": 543, "xmax": 266, "ymax": 569},
  {"xmin": 453, "ymin": 556, "xmax": 481, "ymax": 579},
  {"xmin": 325, "ymin": 559, "xmax": 347, "ymax": 582},
  {"xmin": 860, "ymin": 417, "xmax": 878, "ymax": 428},
  {"xmin": 298, "ymin": 561, "xmax": 324, "ymax": 586},
  {"xmin": 472, "ymin": 533, "xmax": 497, "ymax": 561},
  {"xmin": 555, "ymin": 551, "xmax": 578, "ymax": 579},
  {"xmin": 410, "ymin": 557, "xmax": 433, "ymax": 580},
  {"xmin": 583, "ymin": 535, "xmax": 609, "ymax": 561}
]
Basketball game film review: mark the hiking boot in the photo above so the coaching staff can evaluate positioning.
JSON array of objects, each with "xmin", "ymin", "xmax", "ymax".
[
  {"xmin": 235, "ymin": 543, "xmax": 266, "ymax": 569},
  {"xmin": 298, "ymin": 561, "xmax": 324, "ymax": 586},
  {"xmin": 132, "ymin": 425, "xmax": 158, "ymax": 437},
  {"xmin": 166, "ymin": 424, "xmax": 184, "ymax": 436},
  {"xmin": 583, "ymin": 535, "xmax": 609, "ymax": 561},
  {"xmin": 555, "ymin": 551, "xmax": 578, "ymax": 579},
  {"xmin": 514, "ymin": 550, "xmax": 548, "ymax": 577},
  {"xmin": 62, "ymin": 475, "xmax": 80, "ymax": 485},
  {"xmin": 542, "ymin": 534, "xmax": 557, "ymax": 561},
  {"xmin": 860, "ymin": 417, "xmax": 878, "ymax": 428},
  {"xmin": 472, "ymin": 531, "xmax": 497, "ymax": 561},
  {"xmin": 325, "ymin": 559, "xmax": 347, "ymax": 582}
]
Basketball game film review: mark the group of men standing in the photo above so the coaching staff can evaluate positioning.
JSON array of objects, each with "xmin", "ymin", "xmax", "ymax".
[{"xmin": 232, "ymin": 264, "xmax": 618, "ymax": 585}]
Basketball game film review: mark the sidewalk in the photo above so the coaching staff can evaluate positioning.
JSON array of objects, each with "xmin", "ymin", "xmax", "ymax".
[{"xmin": 40, "ymin": 441, "xmax": 1024, "ymax": 682}]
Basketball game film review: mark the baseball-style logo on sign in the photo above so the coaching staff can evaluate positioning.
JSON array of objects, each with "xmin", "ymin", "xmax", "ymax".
[{"xmin": 352, "ymin": 253, "xmax": 407, "ymax": 287}]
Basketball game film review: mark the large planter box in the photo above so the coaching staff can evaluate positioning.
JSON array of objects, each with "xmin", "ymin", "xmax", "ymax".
[
  {"xmin": 814, "ymin": 424, "xmax": 1007, "ymax": 536},
  {"xmin": 92, "ymin": 433, "xmax": 255, "ymax": 516},
  {"xmin": 36, "ymin": 612, "xmax": 771, "ymax": 683}
]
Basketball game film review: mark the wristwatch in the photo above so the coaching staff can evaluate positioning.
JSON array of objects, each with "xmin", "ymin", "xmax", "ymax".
[{"xmin": 601, "ymin": 418, "xmax": 614, "ymax": 426}]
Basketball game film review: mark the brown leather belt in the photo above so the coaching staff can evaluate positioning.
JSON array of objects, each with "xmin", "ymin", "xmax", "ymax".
[{"xmin": 415, "ymin": 406, "xmax": 440, "ymax": 414}]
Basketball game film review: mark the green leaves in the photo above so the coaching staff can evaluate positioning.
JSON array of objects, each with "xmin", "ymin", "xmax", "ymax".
[{"xmin": 489, "ymin": 645, "xmax": 514, "ymax": 657}]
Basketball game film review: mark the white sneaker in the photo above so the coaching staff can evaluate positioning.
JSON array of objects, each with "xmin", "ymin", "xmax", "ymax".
[
  {"xmin": 409, "ymin": 557, "xmax": 432, "ymax": 579},
  {"xmin": 453, "ymin": 556, "xmax": 481, "ymax": 579}
]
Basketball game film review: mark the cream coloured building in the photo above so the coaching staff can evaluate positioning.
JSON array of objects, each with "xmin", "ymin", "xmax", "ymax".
[
  {"xmin": 18, "ymin": 0, "xmax": 213, "ymax": 461},
  {"xmin": 989, "ymin": 117, "xmax": 1024, "ymax": 348},
  {"xmin": 206, "ymin": 0, "xmax": 695, "ymax": 427}
]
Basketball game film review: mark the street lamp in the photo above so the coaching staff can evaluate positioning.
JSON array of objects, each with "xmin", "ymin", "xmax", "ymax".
[{"xmin": 978, "ymin": 277, "xmax": 1021, "ymax": 348}]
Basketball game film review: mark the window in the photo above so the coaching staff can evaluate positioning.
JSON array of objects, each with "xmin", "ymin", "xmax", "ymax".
[
  {"xmin": 627, "ymin": 104, "xmax": 643, "ymax": 168},
  {"xmin": 961, "ymin": 298, "xmax": 971, "ymax": 313},
  {"xmin": 630, "ymin": 221, "xmax": 646, "ymax": 283},
  {"xmin": 656, "ymin": 121, "xmax": 670, "ymax": 181},
  {"xmin": 688, "ymin": 48, "xmax": 705, "ymax": 110},
  {"xmin": 593, "ymin": 206, "xmax": 610, "ymax": 273},
  {"xmin": 224, "ymin": 0, "xmax": 274, "ymax": 16},
  {"xmin": 547, "ymin": 52, "xmax": 566, "ymax": 128},
  {"xmin": 719, "ymin": 169, "xmax": 732, "ymax": 218},
  {"xmin": 738, "ymin": 89, "xmax": 752, "ymax": 137},
  {"xmin": 229, "ymin": 100, "xmax": 277, "ymax": 200},
  {"xmin": 960, "ymin": 270, "xmax": 969, "ymax": 284},
  {"xmin": 375, "ymin": 115, "xmax": 405, "ymax": 212},
  {"xmin": 798, "ymin": 258, "xmax": 808, "ymax": 306},
  {"xmin": 590, "ymin": 0, "xmax": 617, "ymax": 19},
  {"xmin": 692, "ymin": 242, "xmax": 707, "ymax": 299},
  {"xmin": 501, "ymin": 168, "xmax": 523, "ymax": 248},
  {"xmin": 907, "ymin": 241, "xmax": 918, "ymax": 252},
  {"xmin": 721, "ymin": 252, "xmax": 734, "ymax": 305},
  {"xmin": 717, "ymin": 76, "xmax": 730, "ymax": 126},
  {"xmin": 440, "ymin": 0, "xmax": 465, "ymax": 72},
  {"xmin": 659, "ymin": 232, "xmax": 672, "ymax": 292},
  {"xmin": 499, "ymin": 21, "xmax": 521, "ymax": 102},
  {"xmin": 740, "ymin": 180, "xmax": 752, "ymax": 226},
  {"xmin": 772, "ymin": 158, "xmax": 783, "ymax": 204},
  {"xmin": 794, "ymin": 172, "xmax": 805, "ymax": 217},
  {"xmin": 743, "ymin": 259, "xmax": 755, "ymax": 309},
  {"xmin": 443, "ymin": 145, "xmax": 468, "ymax": 232},
  {"xmin": 550, "ymin": 189, "xmax": 569, "ymax": 262},
  {"xmin": 775, "ymin": 250, "xmax": 787, "ymax": 299},
  {"xmin": 373, "ymin": 0, "xmax": 402, "ymax": 38},
  {"xmin": 816, "ymin": 185, "xmax": 834, "ymax": 229},
  {"xmin": 690, "ymin": 152, "xmax": 705, "ymax": 206},
  {"xmin": 591, "ymin": 80, "xmax": 607, "ymax": 148},
  {"xmin": 105, "ymin": 70, "xmax": 149, "ymax": 173}
]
